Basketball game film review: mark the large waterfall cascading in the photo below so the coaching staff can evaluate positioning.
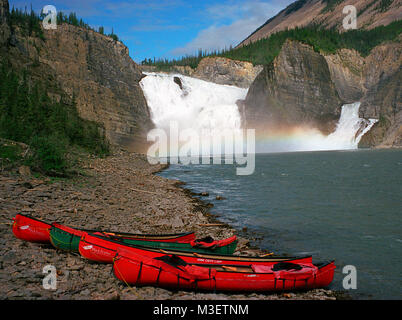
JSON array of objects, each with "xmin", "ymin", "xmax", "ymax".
[
  {"xmin": 140, "ymin": 73, "xmax": 247, "ymax": 132},
  {"xmin": 140, "ymin": 73, "xmax": 377, "ymax": 153}
]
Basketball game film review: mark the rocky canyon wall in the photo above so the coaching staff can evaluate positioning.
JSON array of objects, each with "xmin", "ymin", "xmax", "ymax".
[
  {"xmin": 1, "ymin": 0, "xmax": 154, "ymax": 153},
  {"xmin": 242, "ymin": 38, "xmax": 401, "ymax": 147},
  {"xmin": 243, "ymin": 40, "xmax": 343, "ymax": 134}
]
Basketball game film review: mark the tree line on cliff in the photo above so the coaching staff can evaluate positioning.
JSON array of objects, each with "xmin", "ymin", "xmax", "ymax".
[
  {"xmin": 8, "ymin": 6, "xmax": 120, "ymax": 42},
  {"xmin": 0, "ymin": 59, "xmax": 109, "ymax": 176},
  {"xmin": 141, "ymin": 20, "xmax": 402, "ymax": 70},
  {"xmin": 1, "ymin": 7, "xmax": 118, "ymax": 176}
]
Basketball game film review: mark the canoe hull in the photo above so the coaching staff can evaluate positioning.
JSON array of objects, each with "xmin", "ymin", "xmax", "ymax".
[
  {"xmin": 113, "ymin": 251, "xmax": 335, "ymax": 292},
  {"xmin": 12, "ymin": 214, "xmax": 51, "ymax": 243},
  {"xmin": 49, "ymin": 224, "xmax": 87, "ymax": 251},
  {"xmin": 49, "ymin": 224, "xmax": 226, "ymax": 254}
]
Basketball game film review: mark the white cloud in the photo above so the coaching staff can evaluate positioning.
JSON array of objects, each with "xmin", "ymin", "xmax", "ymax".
[{"xmin": 171, "ymin": 0, "xmax": 293, "ymax": 56}]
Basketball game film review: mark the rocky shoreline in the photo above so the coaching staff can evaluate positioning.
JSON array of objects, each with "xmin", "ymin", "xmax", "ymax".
[{"xmin": 0, "ymin": 150, "xmax": 341, "ymax": 300}]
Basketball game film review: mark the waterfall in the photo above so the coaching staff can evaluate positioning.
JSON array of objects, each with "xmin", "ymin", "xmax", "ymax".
[
  {"xmin": 254, "ymin": 103, "xmax": 378, "ymax": 153},
  {"xmin": 323, "ymin": 102, "xmax": 378, "ymax": 150},
  {"xmin": 140, "ymin": 73, "xmax": 377, "ymax": 154},
  {"xmin": 140, "ymin": 72, "xmax": 247, "ymax": 132}
]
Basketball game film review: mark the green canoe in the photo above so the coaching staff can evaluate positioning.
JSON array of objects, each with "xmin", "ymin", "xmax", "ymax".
[{"xmin": 49, "ymin": 224, "xmax": 238, "ymax": 255}]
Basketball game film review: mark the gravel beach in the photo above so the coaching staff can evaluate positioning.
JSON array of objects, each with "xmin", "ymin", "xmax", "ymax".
[{"xmin": 0, "ymin": 150, "xmax": 339, "ymax": 300}]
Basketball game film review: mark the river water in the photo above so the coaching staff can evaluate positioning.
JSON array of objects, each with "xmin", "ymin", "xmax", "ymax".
[{"xmin": 158, "ymin": 149, "xmax": 402, "ymax": 300}]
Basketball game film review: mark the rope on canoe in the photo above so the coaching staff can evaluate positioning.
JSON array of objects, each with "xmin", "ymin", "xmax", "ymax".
[{"xmin": 112, "ymin": 256, "xmax": 143, "ymax": 300}]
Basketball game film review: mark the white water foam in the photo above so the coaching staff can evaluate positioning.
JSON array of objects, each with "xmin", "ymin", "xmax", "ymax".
[{"xmin": 140, "ymin": 72, "xmax": 247, "ymax": 132}]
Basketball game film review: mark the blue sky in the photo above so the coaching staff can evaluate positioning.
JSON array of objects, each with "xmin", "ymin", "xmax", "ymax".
[{"xmin": 9, "ymin": 0, "xmax": 293, "ymax": 63}]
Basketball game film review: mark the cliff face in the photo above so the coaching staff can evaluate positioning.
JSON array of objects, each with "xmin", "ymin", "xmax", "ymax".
[
  {"xmin": 37, "ymin": 25, "xmax": 154, "ymax": 152},
  {"xmin": 324, "ymin": 39, "xmax": 402, "ymax": 147},
  {"xmin": 359, "ymin": 46, "xmax": 402, "ymax": 148},
  {"xmin": 193, "ymin": 57, "xmax": 263, "ymax": 88},
  {"xmin": 244, "ymin": 40, "xmax": 342, "ymax": 134},
  {"xmin": 323, "ymin": 48, "xmax": 366, "ymax": 103},
  {"xmin": 243, "ymin": 38, "xmax": 402, "ymax": 147},
  {"xmin": 2, "ymin": 3, "xmax": 153, "ymax": 153},
  {"xmin": 238, "ymin": 0, "xmax": 402, "ymax": 47}
]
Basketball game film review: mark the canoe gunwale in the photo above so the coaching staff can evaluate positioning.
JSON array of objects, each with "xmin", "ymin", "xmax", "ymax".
[
  {"xmin": 168, "ymin": 260, "xmax": 335, "ymax": 273},
  {"xmin": 50, "ymin": 223, "xmax": 195, "ymax": 241},
  {"xmin": 17, "ymin": 213, "xmax": 195, "ymax": 241}
]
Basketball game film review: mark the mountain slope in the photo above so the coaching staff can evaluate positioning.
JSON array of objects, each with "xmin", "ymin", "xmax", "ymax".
[{"xmin": 238, "ymin": 0, "xmax": 402, "ymax": 47}]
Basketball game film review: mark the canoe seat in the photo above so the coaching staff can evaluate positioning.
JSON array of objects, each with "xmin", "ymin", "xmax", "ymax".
[{"xmin": 153, "ymin": 254, "xmax": 215, "ymax": 280}]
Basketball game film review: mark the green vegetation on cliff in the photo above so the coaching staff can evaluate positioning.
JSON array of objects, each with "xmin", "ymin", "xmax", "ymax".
[
  {"xmin": 143, "ymin": 20, "xmax": 402, "ymax": 69},
  {"xmin": 141, "ymin": 49, "xmax": 220, "ymax": 70},
  {"xmin": 0, "ymin": 60, "xmax": 109, "ymax": 176},
  {"xmin": 9, "ymin": 7, "xmax": 44, "ymax": 39},
  {"xmin": 377, "ymin": 0, "xmax": 393, "ymax": 12},
  {"xmin": 9, "ymin": 6, "xmax": 120, "ymax": 42},
  {"xmin": 225, "ymin": 20, "xmax": 401, "ymax": 64},
  {"xmin": 56, "ymin": 11, "xmax": 119, "ymax": 41}
]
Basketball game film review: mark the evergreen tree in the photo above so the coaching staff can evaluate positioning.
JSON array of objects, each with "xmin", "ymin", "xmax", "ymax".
[{"xmin": 0, "ymin": 60, "xmax": 109, "ymax": 175}]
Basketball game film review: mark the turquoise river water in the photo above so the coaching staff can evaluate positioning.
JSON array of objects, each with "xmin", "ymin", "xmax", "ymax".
[{"xmin": 158, "ymin": 149, "xmax": 402, "ymax": 300}]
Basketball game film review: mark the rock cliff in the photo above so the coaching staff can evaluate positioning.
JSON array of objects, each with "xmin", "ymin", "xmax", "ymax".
[
  {"xmin": 1, "ymin": 0, "xmax": 154, "ymax": 153},
  {"xmin": 323, "ymin": 39, "xmax": 401, "ymax": 147},
  {"xmin": 243, "ymin": 38, "xmax": 402, "ymax": 147},
  {"xmin": 38, "ymin": 25, "xmax": 154, "ymax": 152},
  {"xmin": 243, "ymin": 40, "xmax": 342, "ymax": 134},
  {"xmin": 193, "ymin": 57, "xmax": 263, "ymax": 88}
]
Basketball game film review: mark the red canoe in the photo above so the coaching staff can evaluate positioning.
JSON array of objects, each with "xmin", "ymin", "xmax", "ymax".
[
  {"xmin": 12, "ymin": 213, "xmax": 196, "ymax": 244},
  {"xmin": 112, "ymin": 248, "xmax": 335, "ymax": 292},
  {"xmin": 79, "ymin": 232, "xmax": 312, "ymax": 265},
  {"xmin": 12, "ymin": 214, "xmax": 52, "ymax": 243}
]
